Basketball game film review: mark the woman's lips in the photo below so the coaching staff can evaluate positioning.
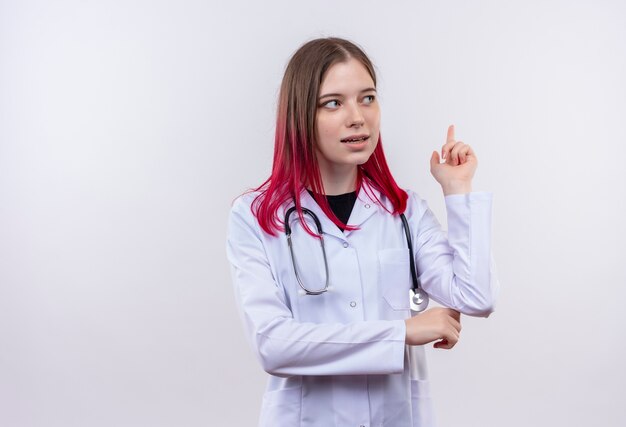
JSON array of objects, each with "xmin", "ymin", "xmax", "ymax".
[
  {"xmin": 341, "ymin": 136, "xmax": 369, "ymax": 147},
  {"xmin": 341, "ymin": 135, "xmax": 369, "ymax": 143}
]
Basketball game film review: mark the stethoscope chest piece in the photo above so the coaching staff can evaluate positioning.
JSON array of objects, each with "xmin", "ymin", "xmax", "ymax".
[
  {"xmin": 401, "ymin": 213, "xmax": 429, "ymax": 313},
  {"xmin": 410, "ymin": 288, "xmax": 429, "ymax": 313}
]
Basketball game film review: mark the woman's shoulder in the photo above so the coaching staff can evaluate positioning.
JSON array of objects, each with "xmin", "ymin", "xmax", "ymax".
[
  {"xmin": 230, "ymin": 189, "xmax": 261, "ymax": 209},
  {"xmin": 400, "ymin": 187, "xmax": 431, "ymax": 218},
  {"xmin": 361, "ymin": 182, "xmax": 428, "ymax": 217},
  {"xmin": 228, "ymin": 189, "xmax": 263, "ymax": 227},
  {"xmin": 402, "ymin": 188, "xmax": 425, "ymax": 201},
  {"xmin": 227, "ymin": 188, "xmax": 291, "ymax": 237}
]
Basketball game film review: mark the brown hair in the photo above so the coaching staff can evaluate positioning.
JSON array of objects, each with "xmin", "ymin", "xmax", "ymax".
[
  {"xmin": 249, "ymin": 37, "xmax": 407, "ymax": 237},
  {"xmin": 279, "ymin": 37, "xmax": 378, "ymax": 167}
]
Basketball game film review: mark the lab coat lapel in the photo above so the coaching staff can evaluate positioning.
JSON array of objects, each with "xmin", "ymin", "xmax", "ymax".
[
  {"xmin": 297, "ymin": 181, "xmax": 382, "ymax": 241},
  {"xmin": 299, "ymin": 189, "xmax": 346, "ymax": 241},
  {"xmin": 343, "ymin": 181, "xmax": 381, "ymax": 237}
]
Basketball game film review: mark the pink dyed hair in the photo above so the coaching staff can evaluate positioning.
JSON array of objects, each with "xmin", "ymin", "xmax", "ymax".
[{"xmin": 243, "ymin": 37, "xmax": 408, "ymax": 238}]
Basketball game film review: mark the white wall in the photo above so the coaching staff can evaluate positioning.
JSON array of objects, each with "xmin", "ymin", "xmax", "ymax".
[{"xmin": 1, "ymin": 0, "xmax": 624, "ymax": 425}]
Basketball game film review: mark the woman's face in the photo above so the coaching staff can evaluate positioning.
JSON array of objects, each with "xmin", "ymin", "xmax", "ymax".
[{"xmin": 314, "ymin": 58, "xmax": 380, "ymax": 173}]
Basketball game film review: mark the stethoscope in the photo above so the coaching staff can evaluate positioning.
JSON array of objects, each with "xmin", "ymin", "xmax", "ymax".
[{"xmin": 284, "ymin": 206, "xmax": 430, "ymax": 313}]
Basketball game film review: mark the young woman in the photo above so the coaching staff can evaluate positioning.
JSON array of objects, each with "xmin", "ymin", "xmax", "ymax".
[{"xmin": 226, "ymin": 37, "xmax": 499, "ymax": 427}]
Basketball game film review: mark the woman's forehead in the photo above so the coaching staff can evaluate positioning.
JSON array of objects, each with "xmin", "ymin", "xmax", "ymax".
[{"xmin": 319, "ymin": 58, "xmax": 375, "ymax": 95}]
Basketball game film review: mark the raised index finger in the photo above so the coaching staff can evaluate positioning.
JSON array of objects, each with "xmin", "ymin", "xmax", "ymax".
[{"xmin": 447, "ymin": 124, "xmax": 455, "ymax": 143}]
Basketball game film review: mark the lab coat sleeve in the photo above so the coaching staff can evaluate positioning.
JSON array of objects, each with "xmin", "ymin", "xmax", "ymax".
[
  {"xmin": 410, "ymin": 191, "xmax": 500, "ymax": 317},
  {"xmin": 226, "ymin": 195, "xmax": 407, "ymax": 377}
]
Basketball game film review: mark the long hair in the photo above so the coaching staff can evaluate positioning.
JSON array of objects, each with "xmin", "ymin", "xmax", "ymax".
[{"xmin": 246, "ymin": 37, "xmax": 408, "ymax": 238}]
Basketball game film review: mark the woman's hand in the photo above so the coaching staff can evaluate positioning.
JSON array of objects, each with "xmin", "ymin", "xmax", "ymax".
[
  {"xmin": 404, "ymin": 307, "xmax": 462, "ymax": 349},
  {"xmin": 429, "ymin": 125, "xmax": 477, "ymax": 195}
]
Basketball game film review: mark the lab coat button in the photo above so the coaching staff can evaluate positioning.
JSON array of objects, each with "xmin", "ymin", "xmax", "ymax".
[
  {"xmin": 350, "ymin": 301, "xmax": 357, "ymax": 307},
  {"xmin": 342, "ymin": 242, "xmax": 349, "ymax": 248},
  {"xmin": 364, "ymin": 203, "xmax": 370, "ymax": 209}
]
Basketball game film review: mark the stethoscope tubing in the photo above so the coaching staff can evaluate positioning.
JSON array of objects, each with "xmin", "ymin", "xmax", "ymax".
[{"xmin": 284, "ymin": 205, "xmax": 429, "ymax": 311}]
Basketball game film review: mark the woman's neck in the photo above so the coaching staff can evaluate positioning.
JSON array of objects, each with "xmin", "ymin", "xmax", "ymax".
[{"xmin": 313, "ymin": 163, "xmax": 358, "ymax": 195}]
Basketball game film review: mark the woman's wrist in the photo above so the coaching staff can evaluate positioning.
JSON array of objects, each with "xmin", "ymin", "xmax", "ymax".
[{"xmin": 441, "ymin": 180, "xmax": 472, "ymax": 196}]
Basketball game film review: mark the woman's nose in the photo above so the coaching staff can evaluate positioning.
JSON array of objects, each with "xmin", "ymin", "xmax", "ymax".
[{"xmin": 346, "ymin": 103, "xmax": 365, "ymax": 127}]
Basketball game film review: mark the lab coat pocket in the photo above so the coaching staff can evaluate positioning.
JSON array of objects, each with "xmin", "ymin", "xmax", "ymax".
[
  {"xmin": 259, "ymin": 386, "xmax": 302, "ymax": 426},
  {"xmin": 378, "ymin": 248, "xmax": 412, "ymax": 311},
  {"xmin": 411, "ymin": 379, "xmax": 436, "ymax": 427}
]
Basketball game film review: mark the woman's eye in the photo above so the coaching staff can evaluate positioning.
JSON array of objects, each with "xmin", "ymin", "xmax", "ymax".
[
  {"xmin": 363, "ymin": 95, "xmax": 375, "ymax": 104},
  {"xmin": 323, "ymin": 100, "xmax": 340, "ymax": 108}
]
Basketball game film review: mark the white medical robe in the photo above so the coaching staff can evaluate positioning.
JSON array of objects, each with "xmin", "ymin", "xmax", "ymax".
[{"xmin": 226, "ymin": 181, "xmax": 499, "ymax": 427}]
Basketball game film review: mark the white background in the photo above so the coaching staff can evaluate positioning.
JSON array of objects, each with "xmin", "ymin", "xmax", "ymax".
[{"xmin": 1, "ymin": 1, "xmax": 625, "ymax": 426}]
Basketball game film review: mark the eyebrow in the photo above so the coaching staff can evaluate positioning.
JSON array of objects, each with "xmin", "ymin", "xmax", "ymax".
[{"xmin": 318, "ymin": 87, "xmax": 377, "ymax": 100}]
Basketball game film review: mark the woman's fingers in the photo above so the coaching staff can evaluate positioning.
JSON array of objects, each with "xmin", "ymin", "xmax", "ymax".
[
  {"xmin": 441, "ymin": 140, "xmax": 456, "ymax": 161},
  {"xmin": 405, "ymin": 307, "xmax": 463, "ymax": 349},
  {"xmin": 447, "ymin": 124, "xmax": 455, "ymax": 144},
  {"xmin": 440, "ymin": 125, "xmax": 474, "ymax": 166},
  {"xmin": 434, "ymin": 310, "xmax": 461, "ymax": 349},
  {"xmin": 448, "ymin": 315, "xmax": 462, "ymax": 334},
  {"xmin": 443, "ymin": 142, "xmax": 475, "ymax": 166},
  {"xmin": 434, "ymin": 327, "xmax": 459, "ymax": 349},
  {"xmin": 449, "ymin": 141, "xmax": 466, "ymax": 166},
  {"xmin": 447, "ymin": 308, "xmax": 461, "ymax": 321},
  {"xmin": 441, "ymin": 141, "xmax": 469, "ymax": 165},
  {"xmin": 433, "ymin": 339, "xmax": 450, "ymax": 349},
  {"xmin": 458, "ymin": 144, "xmax": 472, "ymax": 164},
  {"xmin": 442, "ymin": 124, "xmax": 456, "ymax": 161}
]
